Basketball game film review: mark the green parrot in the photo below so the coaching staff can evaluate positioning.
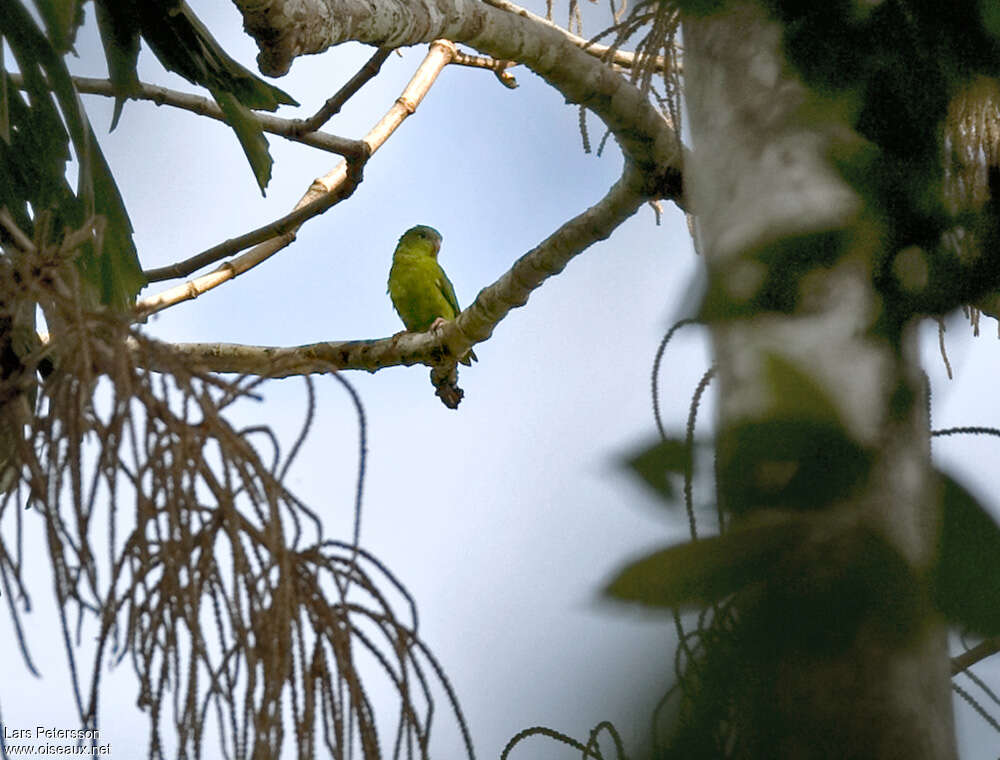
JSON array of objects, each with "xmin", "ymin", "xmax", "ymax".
[{"xmin": 388, "ymin": 225, "xmax": 477, "ymax": 366}]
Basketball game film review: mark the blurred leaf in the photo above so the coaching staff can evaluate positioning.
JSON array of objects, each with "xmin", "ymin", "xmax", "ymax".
[
  {"xmin": 932, "ymin": 473, "xmax": 1000, "ymax": 635},
  {"xmin": 716, "ymin": 354, "xmax": 871, "ymax": 514},
  {"xmin": 134, "ymin": 1, "xmax": 297, "ymax": 111},
  {"xmin": 717, "ymin": 419, "xmax": 871, "ymax": 514},
  {"xmin": 3, "ymin": 1, "xmax": 145, "ymax": 306},
  {"xmin": 605, "ymin": 515, "xmax": 807, "ymax": 607},
  {"xmin": 91, "ymin": 0, "xmax": 295, "ymax": 187},
  {"xmin": 761, "ymin": 352, "xmax": 841, "ymax": 425},
  {"xmin": 0, "ymin": 41, "xmax": 8, "ymax": 143},
  {"xmin": 84, "ymin": 147, "xmax": 147, "ymax": 307},
  {"xmin": 698, "ymin": 230, "xmax": 849, "ymax": 320},
  {"xmin": 214, "ymin": 89, "xmax": 273, "ymax": 192},
  {"xmin": 94, "ymin": 0, "xmax": 141, "ymax": 130},
  {"xmin": 980, "ymin": 0, "xmax": 1000, "ymax": 42},
  {"xmin": 35, "ymin": 0, "xmax": 84, "ymax": 53},
  {"xmin": 624, "ymin": 437, "xmax": 688, "ymax": 502}
]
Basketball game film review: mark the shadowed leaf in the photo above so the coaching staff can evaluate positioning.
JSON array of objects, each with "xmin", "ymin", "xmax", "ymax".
[
  {"xmin": 932, "ymin": 472, "xmax": 1000, "ymax": 635},
  {"xmin": 605, "ymin": 515, "xmax": 807, "ymax": 607},
  {"xmin": 624, "ymin": 437, "xmax": 688, "ymax": 502}
]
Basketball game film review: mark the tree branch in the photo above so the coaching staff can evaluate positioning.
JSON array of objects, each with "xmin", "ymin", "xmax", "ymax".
[
  {"xmin": 10, "ymin": 73, "xmax": 365, "ymax": 159},
  {"xmin": 479, "ymin": 0, "xmax": 669, "ymax": 73},
  {"xmin": 290, "ymin": 46, "xmax": 395, "ymax": 134},
  {"xmin": 233, "ymin": 0, "xmax": 682, "ymax": 195},
  {"xmin": 140, "ymin": 163, "xmax": 646, "ymax": 373},
  {"xmin": 134, "ymin": 40, "xmax": 458, "ymax": 318},
  {"xmin": 952, "ymin": 637, "xmax": 1000, "ymax": 675}
]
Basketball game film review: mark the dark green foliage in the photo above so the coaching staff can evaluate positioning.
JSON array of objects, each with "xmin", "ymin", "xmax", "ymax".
[
  {"xmin": 699, "ymin": 230, "xmax": 850, "ymax": 321},
  {"xmin": 716, "ymin": 354, "xmax": 872, "ymax": 514},
  {"xmin": 93, "ymin": 0, "xmax": 141, "ymax": 129},
  {"xmin": 624, "ymin": 437, "xmax": 689, "ymax": 503},
  {"xmin": 931, "ymin": 473, "xmax": 1000, "ymax": 636},
  {"xmin": 2, "ymin": 0, "xmax": 302, "ymax": 312},
  {"xmin": 716, "ymin": 418, "xmax": 871, "ymax": 514},
  {"xmin": 686, "ymin": 1, "xmax": 1000, "ymax": 339},
  {"xmin": 34, "ymin": 0, "xmax": 85, "ymax": 54},
  {"xmin": 212, "ymin": 89, "xmax": 276, "ymax": 192},
  {"xmin": 92, "ymin": 0, "xmax": 298, "ymax": 189},
  {"xmin": 605, "ymin": 514, "xmax": 808, "ymax": 608},
  {"xmin": 2, "ymin": 0, "xmax": 145, "ymax": 308},
  {"xmin": 770, "ymin": 0, "xmax": 1000, "ymax": 335}
]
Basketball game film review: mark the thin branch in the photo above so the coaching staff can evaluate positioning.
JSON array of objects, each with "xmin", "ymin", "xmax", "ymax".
[
  {"xmin": 481, "ymin": 0, "xmax": 669, "ymax": 73},
  {"xmin": 139, "ymin": 163, "xmax": 647, "ymax": 373},
  {"xmin": 0, "ymin": 209, "xmax": 36, "ymax": 253},
  {"xmin": 138, "ymin": 158, "xmax": 364, "ymax": 287},
  {"xmin": 290, "ymin": 46, "xmax": 395, "ymax": 134},
  {"xmin": 9, "ymin": 73, "xmax": 365, "ymax": 159},
  {"xmin": 134, "ymin": 40, "xmax": 459, "ymax": 317},
  {"xmin": 952, "ymin": 637, "xmax": 1000, "ymax": 675},
  {"xmin": 451, "ymin": 50, "xmax": 518, "ymax": 89},
  {"xmin": 236, "ymin": 0, "xmax": 683, "ymax": 193}
]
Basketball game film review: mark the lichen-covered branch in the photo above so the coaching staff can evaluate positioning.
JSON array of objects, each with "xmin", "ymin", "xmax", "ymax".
[
  {"xmin": 134, "ymin": 40, "xmax": 456, "ymax": 318},
  {"xmin": 479, "ymin": 0, "xmax": 668, "ymax": 73},
  {"xmin": 143, "ymin": 162, "xmax": 646, "ymax": 374},
  {"xmin": 233, "ymin": 0, "xmax": 681, "ymax": 194},
  {"xmin": 212, "ymin": 0, "xmax": 682, "ymax": 381}
]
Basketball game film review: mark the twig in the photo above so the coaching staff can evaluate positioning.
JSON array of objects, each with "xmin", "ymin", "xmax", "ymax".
[
  {"xmin": 290, "ymin": 47, "xmax": 394, "ymax": 134},
  {"xmin": 134, "ymin": 40, "xmax": 459, "ymax": 318},
  {"xmin": 481, "ymin": 0, "xmax": 669, "ymax": 72},
  {"xmin": 0, "ymin": 209, "xmax": 36, "ymax": 253},
  {"xmin": 953, "ymin": 637, "xmax": 1000, "ymax": 674},
  {"xmin": 139, "ymin": 159, "xmax": 365, "ymax": 286},
  {"xmin": 9, "ymin": 73, "xmax": 365, "ymax": 159},
  {"xmin": 451, "ymin": 50, "xmax": 518, "ymax": 89},
  {"xmin": 140, "ymin": 163, "xmax": 647, "ymax": 373}
]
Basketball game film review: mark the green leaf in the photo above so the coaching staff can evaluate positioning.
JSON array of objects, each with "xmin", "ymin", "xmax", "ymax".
[
  {"xmin": 624, "ymin": 438, "xmax": 689, "ymax": 502},
  {"xmin": 0, "ymin": 44, "xmax": 8, "ymax": 144},
  {"xmin": 3, "ymin": 1, "xmax": 144, "ymax": 306},
  {"xmin": 761, "ymin": 352, "xmax": 842, "ymax": 425},
  {"xmin": 698, "ymin": 229, "xmax": 849, "ymax": 321},
  {"xmin": 932, "ymin": 473, "xmax": 1000, "ymax": 635},
  {"xmin": 715, "ymin": 353, "xmax": 872, "ymax": 514},
  {"xmin": 717, "ymin": 418, "xmax": 872, "ymax": 514},
  {"xmin": 137, "ymin": 1, "xmax": 297, "ymax": 111},
  {"xmin": 213, "ymin": 89, "xmax": 273, "ymax": 193},
  {"xmin": 605, "ymin": 516, "xmax": 807, "ymax": 607},
  {"xmin": 35, "ymin": 0, "xmax": 83, "ymax": 53},
  {"xmin": 93, "ymin": 0, "xmax": 141, "ymax": 130},
  {"xmin": 87, "ymin": 146, "xmax": 148, "ymax": 307}
]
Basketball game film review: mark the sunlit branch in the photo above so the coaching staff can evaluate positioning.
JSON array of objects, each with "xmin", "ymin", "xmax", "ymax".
[
  {"xmin": 134, "ymin": 40, "xmax": 459, "ymax": 319},
  {"xmin": 451, "ymin": 50, "xmax": 518, "ymax": 89},
  {"xmin": 290, "ymin": 46, "xmax": 394, "ymax": 134},
  {"xmin": 481, "ymin": 0, "xmax": 669, "ymax": 73},
  {"xmin": 235, "ymin": 0, "xmax": 682, "ymax": 192},
  {"xmin": 144, "ymin": 163, "xmax": 647, "ymax": 373}
]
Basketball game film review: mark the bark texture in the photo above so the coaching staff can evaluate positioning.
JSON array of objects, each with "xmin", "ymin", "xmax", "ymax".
[{"xmin": 684, "ymin": 3, "xmax": 957, "ymax": 758}]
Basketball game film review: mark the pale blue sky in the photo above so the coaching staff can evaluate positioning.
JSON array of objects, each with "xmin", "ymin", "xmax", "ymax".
[{"xmin": 2, "ymin": 2, "xmax": 1000, "ymax": 758}]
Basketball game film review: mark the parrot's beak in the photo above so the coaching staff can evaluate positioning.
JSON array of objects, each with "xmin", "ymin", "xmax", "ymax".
[{"xmin": 433, "ymin": 238, "xmax": 442, "ymax": 256}]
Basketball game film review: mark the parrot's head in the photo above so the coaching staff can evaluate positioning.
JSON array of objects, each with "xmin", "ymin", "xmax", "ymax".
[{"xmin": 399, "ymin": 225, "xmax": 442, "ymax": 258}]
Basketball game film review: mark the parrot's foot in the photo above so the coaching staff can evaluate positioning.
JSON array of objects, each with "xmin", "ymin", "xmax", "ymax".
[
  {"xmin": 429, "ymin": 317, "xmax": 476, "ymax": 366},
  {"xmin": 430, "ymin": 365, "xmax": 463, "ymax": 409},
  {"xmin": 388, "ymin": 330, "xmax": 407, "ymax": 351}
]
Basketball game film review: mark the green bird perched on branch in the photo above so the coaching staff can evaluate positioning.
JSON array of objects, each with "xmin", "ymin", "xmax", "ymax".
[{"xmin": 388, "ymin": 225, "xmax": 477, "ymax": 366}]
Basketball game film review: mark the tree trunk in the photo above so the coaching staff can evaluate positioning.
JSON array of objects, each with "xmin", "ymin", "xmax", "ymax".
[{"xmin": 683, "ymin": 3, "xmax": 957, "ymax": 757}]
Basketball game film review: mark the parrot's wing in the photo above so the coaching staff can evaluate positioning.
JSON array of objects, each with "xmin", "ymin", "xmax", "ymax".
[{"xmin": 436, "ymin": 268, "xmax": 463, "ymax": 319}]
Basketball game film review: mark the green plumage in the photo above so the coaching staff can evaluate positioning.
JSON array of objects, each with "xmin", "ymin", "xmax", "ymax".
[{"xmin": 388, "ymin": 225, "xmax": 477, "ymax": 366}]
